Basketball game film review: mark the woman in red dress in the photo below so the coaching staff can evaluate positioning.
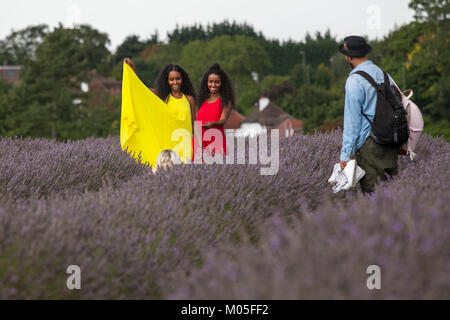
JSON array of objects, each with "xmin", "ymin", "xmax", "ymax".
[{"xmin": 194, "ymin": 63, "xmax": 235, "ymax": 161}]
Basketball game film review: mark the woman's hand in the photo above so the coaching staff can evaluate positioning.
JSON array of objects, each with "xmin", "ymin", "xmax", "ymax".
[
  {"xmin": 202, "ymin": 121, "xmax": 216, "ymax": 129},
  {"xmin": 123, "ymin": 57, "xmax": 136, "ymax": 72}
]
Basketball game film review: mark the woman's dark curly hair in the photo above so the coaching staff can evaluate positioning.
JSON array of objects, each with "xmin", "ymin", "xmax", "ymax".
[
  {"xmin": 196, "ymin": 63, "xmax": 235, "ymax": 111},
  {"xmin": 154, "ymin": 64, "xmax": 196, "ymax": 102}
]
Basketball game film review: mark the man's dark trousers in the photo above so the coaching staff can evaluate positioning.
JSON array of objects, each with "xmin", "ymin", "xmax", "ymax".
[{"xmin": 355, "ymin": 136, "xmax": 399, "ymax": 193}]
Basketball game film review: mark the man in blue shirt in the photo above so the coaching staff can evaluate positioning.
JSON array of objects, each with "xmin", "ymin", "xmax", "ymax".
[{"xmin": 339, "ymin": 36, "xmax": 400, "ymax": 193}]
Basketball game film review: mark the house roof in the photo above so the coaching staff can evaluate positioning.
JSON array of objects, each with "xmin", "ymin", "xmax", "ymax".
[
  {"xmin": 224, "ymin": 110, "xmax": 245, "ymax": 129},
  {"xmin": 242, "ymin": 100, "xmax": 295, "ymax": 128},
  {"xmin": 92, "ymin": 78, "xmax": 121, "ymax": 91},
  {"xmin": 88, "ymin": 70, "xmax": 121, "ymax": 92},
  {"xmin": 0, "ymin": 66, "xmax": 21, "ymax": 71}
]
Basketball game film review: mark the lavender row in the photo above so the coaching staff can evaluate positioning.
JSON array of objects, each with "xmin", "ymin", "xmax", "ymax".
[
  {"xmin": 0, "ymin": 132, "xmax": 448, "ymax": 299},
  {"xmin": 0, "ymin": 136, "xmax": 146, "ymax": 200},
  {"xmin": 169, "ymin": 142, "xmax": 450, "ymax": 299}
]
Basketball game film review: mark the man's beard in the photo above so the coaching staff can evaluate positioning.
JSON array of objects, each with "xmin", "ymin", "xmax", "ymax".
[{"xmin": 347, "ymin": 61, "xmax": 355, "ymax": 69}]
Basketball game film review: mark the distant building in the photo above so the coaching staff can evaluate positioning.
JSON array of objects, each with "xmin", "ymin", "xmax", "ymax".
[
  {"xmin": 70, "ymin": 70, "xmax": 122, "ymax": 108},
  {"xmin": 85, "ymin": 70, "xmax": 122, "ymax": 111},
  {"xmin": 224, "ymin": 110, "xmax": 245, "ymax": 130},
  {"xmin": 87, "ymin": 70, "xmax": 122, "ymax": 96},
  {"xmin": 237, "ymin": 97, "xmax": 302, "ymax": 137},
  {"xmin": 0, "ymin": 61, "xmax": 22, "ymax": 85}
]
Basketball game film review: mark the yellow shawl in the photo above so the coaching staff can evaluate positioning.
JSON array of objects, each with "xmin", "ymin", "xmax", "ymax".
[{"xmin": 120, "ymin": 63, "xmax": 193, "ymax": 167}]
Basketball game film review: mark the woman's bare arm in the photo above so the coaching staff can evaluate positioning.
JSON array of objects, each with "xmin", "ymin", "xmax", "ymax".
[
  {"xmin": 124, "ymin": 57, "xmax": 158, "ymax": 95},
  {"xmin": 187, "ymin": 95, "xmax": 202, "ymax": 147},
  {"xmin": 202, "ymin": 102, "xmax": 232, "ymax": 128},
  {"xmin": 123, "ymin": 58, "xmax": 136, "ymax": 73}
]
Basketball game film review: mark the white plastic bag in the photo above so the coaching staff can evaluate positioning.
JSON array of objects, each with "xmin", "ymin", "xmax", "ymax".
[{"xmin": 328, "ymin": 160, "xmax": 366, "ymax": 193}]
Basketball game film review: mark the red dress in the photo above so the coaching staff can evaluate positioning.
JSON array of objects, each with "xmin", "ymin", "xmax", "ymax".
[{"xmin": 193, "ymin": 97, "xmax": 227, "ymax": 160}]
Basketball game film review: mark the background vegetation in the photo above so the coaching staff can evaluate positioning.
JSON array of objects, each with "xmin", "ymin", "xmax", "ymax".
[{"xmin": 0, "ymin": 0, "xmax": 448, "ymax": 140}]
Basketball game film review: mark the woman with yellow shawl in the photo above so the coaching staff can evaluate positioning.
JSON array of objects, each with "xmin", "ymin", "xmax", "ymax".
[{"xmin": 121, "ymin": 58, "xmax": 198, "ymax": 168}]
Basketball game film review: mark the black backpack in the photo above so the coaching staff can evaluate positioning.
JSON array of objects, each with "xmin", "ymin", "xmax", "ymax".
[{"xmin": 355, "ymin": 70, "xmax": 409, "ymax": 147}]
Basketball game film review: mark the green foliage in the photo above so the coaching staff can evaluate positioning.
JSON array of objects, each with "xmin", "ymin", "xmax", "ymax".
[
  {"xmin": 0, "ymin": 78, "xmax": 12, "ymax": 94},
  {"xmin": 0, "ymin": 24, "xmax": 49, "ymax": 65},
  {"xmin": 369, "ymin": 18, "xmax": 449, "ymax": 127},
  {"xmin": 303, "ymin": 30, "xmax": 340, "ymax": 68},
  {"xmin": 314, "ymin": 63, "xmax": 331, "ymax": 89},
  {"xmin": 277, "ymin": 85, "xmax": 344, "ymax": 132},
  {"xmin": 179, "ymin": 35, "xmax": 271, "ymax": 112},
  {"xmin": 261, "ymin": 75, "xmax": 290, "ymax": 92},
  {"xmin": 423, "ymin": 115, "xmax": 450, "ymax": 141},
  {"xmin": 167, "ymin": 23, "xmax": 207, "ymax": 45},
  {"xmin": 114, "ymin": 31, "xmax": 160, "ymax": 62},
  {"xmin": 234, "ymin": 78, "xmax": 261, "ymax": 115},
  {"xmin": 290, "ymin": 63, "xmax": 305, "ymax": 88},
  {"xmin": 369, "ymin": 21, "xmax": 432, "ymax": 83},
  {"xmin": 112, "ymin": 42, "xmax": 183, "ymax": 88},
  {"xmin": 74, "ymin": 25, "xmax": 113, "ymax": 76},
  {"xmin": 1, "ymin": 3, "xmax": 448, "ymax": 140},
  {"xmin": 1, "ymin": 24, "xmax": 115, "ymax": 139},
  {"xmin": 167, "ymin": 22, "xmax": 338, "ymax": 78},
  {"xmin": 406, "ymin": 26, "xmax": 449, "ymax": 121},
  {"xmin": 316, "ymin": 117, "xmax": 344, "ymax": 133},
  {"xmin": 409, "ymin": 0, "xmax": 449, "ymax": 23},
  {"xmin": 259, "ymin": 30, "xmax": 338, "ymax": 76},
  {"xmin": 0, "ymin": 79, "xmax": 12, "ymax": 134},
  {"xmin": 74, "ymin": 106, "xmax": 121, "ymax": 139},
  {"xmin": 83, "ymin": 89, "xmax": 121, "ymax": 138},
  {"xmin": 179, "ymin": 35, "xmax": 271, "ymax": 84},
  {"xmin": 167, "ymin": 20, "xmax": 261, "ymax": 46},
  {"xmin": 329, "ymin": 52, "xmax": 351, "ymax": 84},
  {"xmin": 294, "ymin": 16, "xmax": 448, "ymax": 136}
]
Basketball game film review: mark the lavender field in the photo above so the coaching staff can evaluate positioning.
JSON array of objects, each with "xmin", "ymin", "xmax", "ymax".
[{"xmin": 0, "ymin": 131, "xmax": 449, "ymax": 299}]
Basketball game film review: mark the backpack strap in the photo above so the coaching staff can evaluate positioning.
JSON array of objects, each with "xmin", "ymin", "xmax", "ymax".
[
  {"xmin": 383, "ymin": 71, "xmax": 390, "ymax": 86},
  {"xmin": 383, "ymin": 71, "xmax": 403, "ymax": 107},
  {"xmin": 354, "ymin": 71, "xmax": 378, "ymax": 89},
  {"xmin": 353, "ymin": 70, "xmax": 376, "ymax": 125}
]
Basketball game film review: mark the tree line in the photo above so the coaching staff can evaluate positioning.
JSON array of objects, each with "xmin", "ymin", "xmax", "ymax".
[{"xmin": 0, "ymin": 0, "xmax": 448, "ymax": 140}]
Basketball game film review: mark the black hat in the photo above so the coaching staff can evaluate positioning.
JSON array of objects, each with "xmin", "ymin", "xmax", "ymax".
[{"xmin": 338, "ymin": 36, "xmax": 372, "ymax": 57}]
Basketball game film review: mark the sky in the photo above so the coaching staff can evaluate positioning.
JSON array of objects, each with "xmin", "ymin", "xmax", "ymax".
[{"xmin": 1, "ymin": 0, "xmax": 415, "ymax": 51}]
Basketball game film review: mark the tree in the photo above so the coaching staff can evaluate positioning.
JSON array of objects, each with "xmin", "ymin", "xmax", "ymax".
[
  {"xmin": 0, "ymin": 79, "xmax": 13, "ymax": 134},
  {"xmin": 167, "ymin": 20, "xmax": 262, "ymax": 45},
  {"xmin": 409, "ymin": 0, "xmax": 449, "ymax": 23},
  {"xmin": 290, "ymin": 63, "xmax": 305, "ymax": 88},
  {"xmin": 111, "ymin": 42, "xmax": 183, "ymax": 88},
  {"xmin": 0, "ymin": 24, "xmax": 49, "ymax": 65},
  {"xmin": 314, "ymin": 63, "xmax": 331, "ymax": 89},
  {"xmin": 261, "ymin": 75, "xmax": 290, "ymax": 92},
  {"xmin": 329, "ymin": 52, "xmax": 350, "ymax": 85},
  {"xmin": 258, "ymin": 30, "xmax": 338, "ymax": 76},
  {"xmin": 5, "ymin": 24, "xmax": 91, "ymax": 139},
  {"xmin": 114, "ymin": 32, "xmax": 160, "ymax": 62},
  {"xmin": 207, "ymin": 20, "xmax": 261, "ymax": 40},
  {"xmin": 303, "ymin": 30, "xmax": 339, "ymax": 68},
  {"xmin": 179, "ymin": 35, "xmax": 271, "ymax": 112},
  {"xmin": 180, "ymin": 35, "xmax": 271, "ymax": 83},
  {"xmin": 75, "ymin": 25, "xmax": 112, "ymax": 76},
  {"xmin": 167, "ymin": 23, "xmax": 207, "ymax": 45}
]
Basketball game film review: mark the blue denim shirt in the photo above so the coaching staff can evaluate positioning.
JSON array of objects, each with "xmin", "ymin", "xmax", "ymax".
[{"xmin": 340, "ymin": 60, "xmax": 393, "ymax": 161}]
